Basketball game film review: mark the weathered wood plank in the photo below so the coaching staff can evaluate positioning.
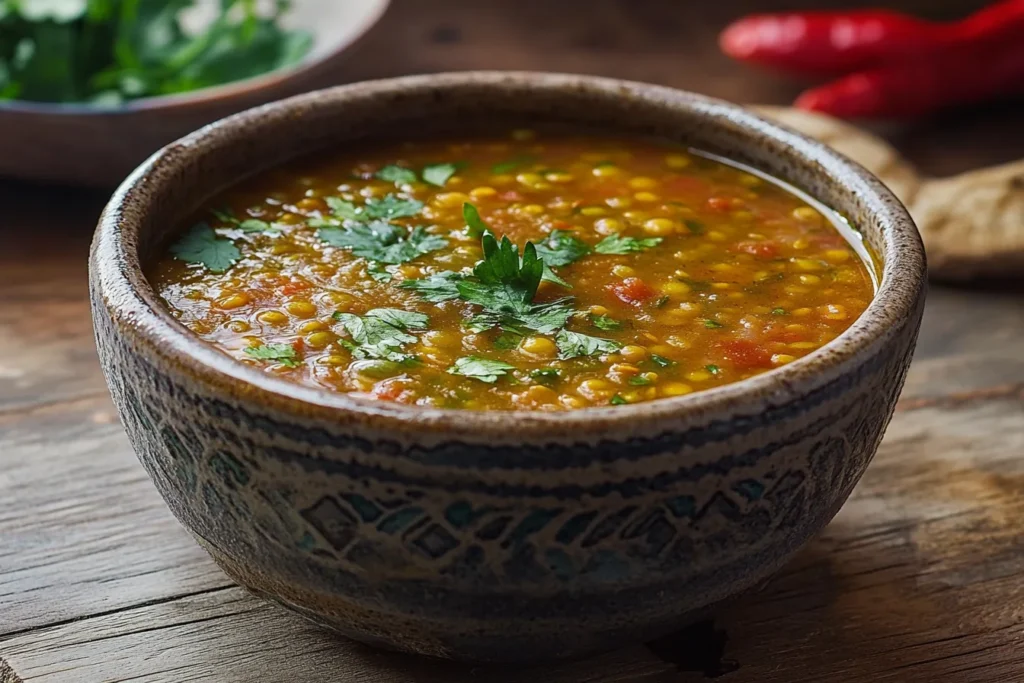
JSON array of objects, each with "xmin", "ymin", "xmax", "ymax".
[{"xmin": 4, "ymin": 398, "xmax": 1023, "ymax": 682}]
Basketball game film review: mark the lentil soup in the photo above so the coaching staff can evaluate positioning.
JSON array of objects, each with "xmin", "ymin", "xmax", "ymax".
[{"xmin": 149, "ymin": 130, "xmax": 876, "ymax": 411}]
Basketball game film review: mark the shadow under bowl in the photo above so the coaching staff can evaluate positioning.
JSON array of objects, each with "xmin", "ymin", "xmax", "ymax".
[{"xmin": 89, "ymin": 71, "xmax": 927, "ymax": 662}]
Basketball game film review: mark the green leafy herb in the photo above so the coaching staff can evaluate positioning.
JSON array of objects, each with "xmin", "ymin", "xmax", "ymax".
[
  {"xmin": 333, "ymin": 308, "xmax": 428, "ymax": 363},
  {"xmin": 650, "ymin": 354, "xmax": 676, "ymax": 368},
  {"xmin": 398, "ymin": 271, "xmax": 465, "ymax": 302},
  {"xmin": 705, "ymin": 364, "xmax": 721, "ymax": 375},
  {"xmin": 704, "ymin": 319, "xmax": 724, "ymax": 329},
  {"xmin": 463, "ymin": 202, "xmax": 490, "ymax": 238},
  {"xmin": 594, "ymin": 234, "xmax": 663, "ymax": 254},
  {"xmin": 169, "ymin": 223, "xmax": 240, "ymax": 273},
  {"xmin": 555, "ymin": 330, "xmax": 622, "ymax": 360},
  {"xmin": 590, "ymin": 314, "xmax": 623, "ymax": 331},
  {"xmin": 534, "ymin": 230, "xmax": 591, "ymax": 266},
  {"xmin": 771, "ymin": 307, "xmax": 787, "ymax": 316},
  {"xmin": 494, "ymin": 331, "xmax": 524, "ymax": 350},
  {"xmin": 629, "ymin": 375, "xmax": 653, "ymax": 386},
  {"xmin": 363, "ymin": 194, "xmax": 424, "ymax": 221},
  {"xmin": 375, "ymin": 165, "xmax": 417, "ymax": 185},
  {"xmin": 491, "ymin": 155, "xmax": 535, "ymax": 174},
  {"xmin": 530, "ymin": 368, "xmax": 560, "ymax": 383},
  {"xmin": 367, "ymin": 264, "xmax": 393, "ymax": 282},
  {"xmin": 209, "ymin": 207, "xmax": 275, "ymax": 233},
  {"xmin": 448, "ymin": 356, "xmax": 516, "ymax": 383},
  {"xmin": 318, "ymin": 222, "xmax": 446, "ymax": 265},
  {"xmin": 610, "ymin": 394, "xmax": 628, "ymax": 406},
  {"xmin": 684, "ymin": 219, "xmax": 705, "ymax": 234},
  {"xmin": 245, "ymin": 343, "xmax": 300, "ymax": 368},
  {"xmin": 422, "ymin": 163, "xmax": 460, "ymax": 187},
  {"xmin": 0, "ymin": 0, "xmax": 312, "ymax": 105},
  {"xmin": 540, "ymin": 264, "xmax": 571, "ymax": 289},
  {"xmin": 456, "ymin": 233, "xmax": 574, "ymax": 334}
]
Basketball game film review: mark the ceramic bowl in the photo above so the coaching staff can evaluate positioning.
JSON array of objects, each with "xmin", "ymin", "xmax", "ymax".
[
  {"xmin": 90, "ymin": 71, "xmax": 927, "ymax": 663},
  {"xmin": 0, "ymin": 0, "xmax": 389, "ymax": 187}
]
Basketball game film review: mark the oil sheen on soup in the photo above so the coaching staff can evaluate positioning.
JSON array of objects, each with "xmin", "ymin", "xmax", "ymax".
[{"xmin": 149, "ymin": 130, "xmax": 876, "ymax": 411}]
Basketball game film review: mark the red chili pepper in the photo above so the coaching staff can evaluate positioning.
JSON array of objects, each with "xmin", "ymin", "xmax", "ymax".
[
  {"xmin": 795, "ymin": 38, "xmax": 1024, "ymax": 119},
  {"xmin": 720, "ymin": 0, "xmax": 1024, "ymax": 77}
]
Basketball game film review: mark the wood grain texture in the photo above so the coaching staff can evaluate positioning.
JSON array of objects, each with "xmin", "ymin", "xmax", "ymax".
[{"xmin": 3, "ymin": 0, "xmax": 1024, "ymax": 680}]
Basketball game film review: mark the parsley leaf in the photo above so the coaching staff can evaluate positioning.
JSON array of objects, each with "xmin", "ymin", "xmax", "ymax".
[
  {"xmin": 318, "ymin": 222, "xmax": 447, "ymax": 265},
  {"xmin": 610, "ymin": 394, "xmax": 628, "ymax": 406},
  {"xmin": 209, "ymin": 207, "xmax": 275, "ymax": 233},
  {"xmin": 534, "ymin": 230, "xmax": 591, "ymax": 266},
  {"xmin": 555, "ymin": 330, "xmax": 622, "ymax": 360},
  {"xmin": 321, "ymin": 196, "xmax": 363, "ymax": 222},
  {"xmin": 590, "ymin": 313, "xmax": 623, "ymax": 331},
  {"xmin": 650, "ymin": 354, "xmax": 676, "ymax": 368},
  {"xmin": 448, "ymin": 356, "xmax": 516, "ymax": 383},
  {"xmin": 705, "ymin": 364, "xmax": 721, "ymax": 375},
  {"xmin": 245, "ymin": 343, "xmax": 300, "ymax": 368},
  {"xmin": 704, "ymin": 319, "xmax": 724, "ymax": 329},
  {"xmin": 594, "ymin": 234, "xmax": 663, "ymax": 254},
  {"xmin": 398, "ymin": 271, "xmax": 465, "ymax": 302},
  {"xmin": 422, "ymin": 163, "xmax": 460, "ymax": 187},
  {"xmin": 494, "ymin": 330, "xmax": 524, "ymax": 350},
  {"xmin": 629, "ymin": 375, "xmax": 654, "ymax": 386},
  {"xmin": 333, "ymin": 308, "xmax": 428, "ymax": 363},
  {"xmin": 463, "ymin": 202, "xmax": 489, "ymax": 238},
  {"xmin": 376, "ymin": 165, "xmax": 417, "ymax": 185},
  {"xmin": 367, "ymin": 264, "xmax": 393, "ymax": 282},
  {"xmin": 169, "ymin": 223, "xmax": 240, "ymax": 273},
  {"xmin": 771, "ymin": 307, "xmax": 787, "ymax": 316},
  {"xmin": 530, "ymin": 368, "xmax": 560, "ymax": 383},
  {"xmin": 364, "ymin": 194, "xmax": 424, "ymax": 220}
]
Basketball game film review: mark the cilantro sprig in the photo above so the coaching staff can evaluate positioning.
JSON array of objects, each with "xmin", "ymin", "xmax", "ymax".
[
  {"xmin": 448, "ymin": 356, "xmax": 516, "ymax": 383},
  {"xmin": 555, "ymin": 330, "xmax": 622, "ymax": 360},
  {"xmin": 245, "ymin": 343, "xmax": 300, "ymax": 368},
  {"xmin": 332, "ymin": 308, "xmax": 428, "ymax": 364},
  {"xmin": 318, "ymin": 222, "xmax": 446, "ymax": 265},
  {"xmin": 169, "ymin": 224, "xmax": 240, "ymax": 273},
  {"xmin": 374, "ymin": 163, "xmax": 462, "ymax": 188},
  {"xmin": 594, "ymin": 233, "xmax": 663, "ymax": 254}
]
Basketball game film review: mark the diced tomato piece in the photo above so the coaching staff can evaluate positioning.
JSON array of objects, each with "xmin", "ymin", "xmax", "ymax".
[
  {"xmin": 372, "ymin": 378, "xmax": 412, "ymax": 402},
  {"xmin": 291, "ymin": 339, "xmax": 305, "ymax": 353},
  {"xmin": 716, "ymin": 339, "xmax": 774, "ymax": 370},
  {"xmin": 707, "ymin": 196, "xmax": 736, "ymax": 211},
  {"xmin": 736, "ymin": 241, "xmax": 780, "ymax": 259},
  {"xmin": 609, "ymin": 277, "xmax": 655, "ymax": 305}
]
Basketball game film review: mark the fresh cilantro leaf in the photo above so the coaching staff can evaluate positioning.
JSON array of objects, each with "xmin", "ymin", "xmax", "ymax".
[
  {"xmin": 594, "ymin": 234, "xmax": 663, "ymax": 255},
  {"xmin": 237, "ymin": 218, "xmax": 274, "ymax": 232},
  {"xmin": 555, "ymin": 330, "xmax": 622, "ymax": 360},
  {"xmin": 530, "ymin": 368, "xmax": 560, "ymax": 383},
  {"xmin": 590, "ymin": 314, "xmax": 623, "ymax": 331},
  {"xmin": 245, "ymin": 343, "xmax": 300, "ymax": 368},
  {"xmin": 208, "ymin": 207, "xmax": 274, "ymax": 233},
  {"xmin": 458, "ymin": 233, "xmax": 542, "ymax": 312},
  {"xmin": 705, "ymin": 364, "xmax": 721, "ymax": 375},
  {"xmin": 399, "ymin": 271, "xmax": 465, "ymax": 302},
  {"xmin": 448, "ymin": 356, "xmax": 516, "ymax": 383},
  {"xmin": 376, "ymin": 165, "xmax": 417, "ymax": 185},
  {"xmin": 534, "ymin": 229, "xmax": 591, "ymax": 266},
  {"xmin": 494, "ymin": 331, "xmax": 524, "ymax": 350},
  {"xmin": 463, "ymin": 202, "xmax": 489, "ymax": 238},
  {"xmin": 704, "ymin": 319, "xmax": 724, "ymax": 329},
  {"xmin": 169, "ymin": 223, "xmax": 240, "ymax": 273},
  {"xmin": 650, "ymin": 354, "xmax": 676, "ymax": 368},
  {"xmin": 422, "ymin": 162, "xmax": 460, "ymax": 187},
  {"xmin": 323, "ymin": 196, "xmax": 363, "ymax": 221},
  {"xmin": 684, "ymin": 219, "xmax": 705, "ymax": 234},
  {"xmin": 771, "ymin": 307, "xmax": 786, "ymax": 316},
  {"xmin": 610, "ymin": 394, "xmax": 628, "ymax": 406},
  {"xmin": 367, "ymin": 264, "xmax": 393, "ymax": 282},
  {"xmin": 318, "ymin": 222, "xmax": 446, "ymax": 265},
  {"xmin": 491, "ymin": 155, "xmax": 535, "ymax": 174},
  {"xmin": 364, "ymin": 194, "xmax": 424, "ymax": 220},
  {"xmin": 333, "ymin": 308, "xmax": 428, "ymax": 363},
  {"xmin": 541, "ymin": 264, "xmax": 571, "ymax": 289},
  {"xmin": 629, "ymin": 375, "xmax": 653, "ymax": 386}
]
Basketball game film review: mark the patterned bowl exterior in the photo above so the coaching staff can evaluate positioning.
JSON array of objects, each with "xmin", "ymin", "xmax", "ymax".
[{"xmin": 90, "ymin": 72, "xmax": 926, "ymax": 662}]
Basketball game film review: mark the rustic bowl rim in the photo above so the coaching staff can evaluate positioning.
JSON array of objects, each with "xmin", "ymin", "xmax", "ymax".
[{"xmin": 92, "ymin": 70, "xmax": 927, "ymax": 436}]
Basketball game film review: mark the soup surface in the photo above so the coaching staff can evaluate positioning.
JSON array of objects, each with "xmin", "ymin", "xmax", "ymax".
[{"xmin": 150, "ymin": 131, "xmax": 875, "ymax": 411}]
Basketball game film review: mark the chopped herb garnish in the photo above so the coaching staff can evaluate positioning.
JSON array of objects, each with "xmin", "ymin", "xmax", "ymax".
[
  {"xmin": 169, "ymin": 223, "xmax": 240, "ymax": 273},
  {"xmin": 463, "ymin": 202, "xmax": 489, "ymax": 238},
  {"xmin": 610, "ymin": 394, "xmax": 628, "ymax": 406},
  {"xmin": 448, "ymin": 356, "xmax": 516, "ymax": 383},
  {"xmin": 422, "ymin": 163, "xmax": 461, "ymax": 187},
  {"xmin": 209, "ymin": 208, "xmax": 275, "ymax": 233},
  {"xmin": 629, "ymin": 375, "xmax": 654, "ymax": 386},
  {"xmin": 704, "ymin": 319, "xmax": 724, "ymax": 329},
  {"xmin": 245, "ymin": 343, "xmax": 300, "ymax": 368},
  {"xmin": 494, "ymin": 331, "xmax": 524, "ymax": 350},
  {"xmin": 375, "ymin": 165, "xmax": 418, "ymax": 185},
  {"xmin": 651, "ymin": 354, "xmax": 676, "ymax": 368},
  {"xmin": 530, "ymin": 368, "xmax": 560, "ymax": 383},
  {"xmin": 594, "ymin": 234, "xmax": 663, "ymax": 254},
  {"xmin": 705, "ymin": 364, "xmax": 721, "ymax": 375},
  {"xmin": 534, "ymin": 230, "xmax": 591, "ymax": 266},
  {"xmin": 555, "ymin": 330, "xmax": 622, "ymax": 360},
  {"xmin": 771, "ymin": 307, "xmax": 787, "ymax": 316},
  {"xmin": 398, "ymin": 271, "xmax": 465, "ymax": 302},
  {"xmin": 491, "ymin": 155, "xmax": 535, "ymax": 174},
  {"xmin": 590, "ymin": 313, "xmax": 623, "ymax": 331},
  {"xmin": 367, "ymin": 264, "xmax": 393, "ymax": 282},
  {"xmin": 318, "ymin": 222, "xmax": 447, "ymax": 265},
  {"xmin": 333, "ymin": 308, "xmax": 428, "ymax": 363},
  {"xmin": 363, "ymin": 194, "xmax": 425, "ymax": 221}
]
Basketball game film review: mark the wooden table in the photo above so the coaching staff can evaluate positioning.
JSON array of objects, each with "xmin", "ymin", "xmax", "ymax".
[{"xmin": 3, "ymin": 1, "xmax": 1024, "ymax": 681}]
